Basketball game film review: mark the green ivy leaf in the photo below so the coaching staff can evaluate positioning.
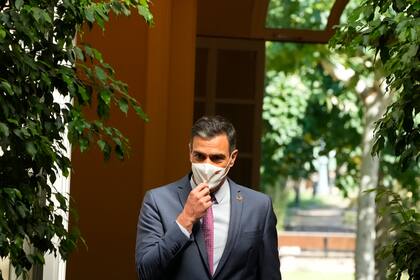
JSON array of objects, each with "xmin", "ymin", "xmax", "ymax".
[
  {"xmin": 92, "ymin": 48, "xmax": 103, "ymax": 63},
  {"xmin": 97, "ymin": 139, "xmax": 106, "ymax": 152},
  {"xmin": 0, "ymin": 27, "xmax": 6, "ymax": 41},
  {"xmin": 138, "ymin": 6, "xmax": 153, "ymax": 23},
  {"xmin": 97, "ymin": 99, "xmax": 110, "ymax": 119},
  {"xmin": 25, "ymin": 142, "xmax": 37, "ymax": 157},
  {"xmin": 94, "ymin": 66, "xmax": 107, "ymax": 82},
  {"xmin": 55, "ymin": 193, "xmax": 68, "ymax": 212},
  {"xmin": 14, "ymin": 0, "xmax": 24, "ymax": 9},
  {"xmin": 401, "ymin": 44, "xmax": 418, "ymax": 64},
  {"xmin": 4, "ymin": 188, "xmax": 22, "ymax": 201},
  {"xmin": 84, "ymin": 7, "xmax": 95, "ymax": 23},
  {"xmin": 118, "ymin": 98, "xmax": 129, "ymax": 114},
  {"xmin": 115, "ymin": 143, "xmax": 124, "ymax": 160},
  {"xmin": 28, "ymin": 252, "xmax": 45, "ymax": 265},
  {"xmin": 0, "ymin": 122, "xmax": 9, "ymax": 137},
  {"xmin": 79, "ymin": 138, "xmax": 89, "ymax": 152},
  {"xmin": 84, "ymin": 45, "xmax": 93, "ymax": 58},
  {"xmin": 77, "ymin": 86, "xmax": 89, "ymax": 103},
  {"xmin": 99, "ymin": 90, "xmax": 111, "ymax": 105},
  {"xmin": 16, "ymin": 205, "xmax": 26, "ymax": 219},
  {"xmin": 31, "ymin": 7, "xmax": 51, "ymax": 23},
  {"xmin": 1, "ymin": 81, "xmax": 14, "ymax": 95},
  {"xmin": 100, "ymin": 140, "xmax": 111, "ymax": 160},
  {"xmin": 131, "ymin": 101, "xmax": 149, "ymax": 122},
  {"xmin": 74, "ymin": 47, "xmax": 84, "ymax": 61}
]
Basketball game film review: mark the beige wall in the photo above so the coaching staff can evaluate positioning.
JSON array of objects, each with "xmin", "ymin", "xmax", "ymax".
[{"xmin": 67, "ymin": 1, "xmax": 197, "ymax": 279}]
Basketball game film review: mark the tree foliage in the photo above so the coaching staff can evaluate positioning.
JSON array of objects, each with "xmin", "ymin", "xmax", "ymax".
[
  {"xmin": 375, "ymin": 189, "xmax": 420, "ymax": 280},
  {"xmin": 262, "ymin": 42, "xmax": 364, "ymax": 195},
  {"xmin": 266, "ymin": 0, "xmax": 335, "ymax": 29},
  {"xmin": 331, "ymin": 0, "xmax": 420, "ymax": 171},
  {"xmin": 0, "ymin": 0, "xmax": 152, "ymax": 278},
  {"xmin": 331, "ymin": 1, "xmax": 420, "ymax": 278},
  {"xmin": 263, "ymin": 39, "xmax": 420, "ymax": 275},
  {"xmin": 262, "ymin": 0, "xmax": 366, "ymax": 195}
]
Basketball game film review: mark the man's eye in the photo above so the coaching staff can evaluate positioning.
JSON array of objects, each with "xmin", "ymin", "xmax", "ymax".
[
  {"xmin": 195, "ymin": 154, "xmax": 206, "ymax": 161},
  {"xmin": 210, "ymin": 156, "xmax": 224, "ymax": 162}
]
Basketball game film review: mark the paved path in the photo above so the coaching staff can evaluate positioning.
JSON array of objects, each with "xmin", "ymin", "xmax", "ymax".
[
  {"xmin": 284, "ymin": 206, "xmax": 356, "ymax": 232},
  {"xmin": 279, "ymin": 201, "xmax": 356, "ymax": 276},
  {"xmin": 281, "ymin": 255, "xmax": 354, "ymax": 273}
]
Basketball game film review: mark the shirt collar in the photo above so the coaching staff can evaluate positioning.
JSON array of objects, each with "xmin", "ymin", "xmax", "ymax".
[{"xmin": 189, "ymin": 177, "xmax": 230, "ymax": 204}]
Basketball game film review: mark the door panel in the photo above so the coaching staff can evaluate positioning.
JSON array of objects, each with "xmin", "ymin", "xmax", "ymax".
[{"xmin": 194, "ymin": 37, "xmax": 264, "ymax": 189}]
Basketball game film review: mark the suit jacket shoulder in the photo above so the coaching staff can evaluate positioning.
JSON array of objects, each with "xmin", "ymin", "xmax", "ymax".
[
  {"xmin": 145, "ymin": 175, "xmax": 189, "ymax": 199},
  {"xmin": 229, "ymin": 179, "xmax": 272, "ymax": 207}
]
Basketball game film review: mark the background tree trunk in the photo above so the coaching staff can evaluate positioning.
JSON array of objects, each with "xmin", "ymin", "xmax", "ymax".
[
  {"xmin": 356, "ymin": 85, "xmax": 391, "ymax": 280},
  {"xmin": 375, "ymin": 184, "xmax": 391, "ymax": 280},
  {"xmin": 293, "ymin": 180, "xmax": 301, "ymax": 207}
]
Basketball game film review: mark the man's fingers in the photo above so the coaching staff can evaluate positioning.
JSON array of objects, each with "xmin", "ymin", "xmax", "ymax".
[
  {"xmin": 190, "ymin": 183, "xmax": 209, "ymax": 199},
  {"xmin": 197, "ymin": 186, "xmax": 210, "ymax": 197},
  {"xmin": 195, "ymin": 182, "xmax": 209, "ymax": 192},
  {"xmin": 204, "ymin": 201, "xmax": 212, "ymax": 209},
  {"xmin": 200, "ymin": 194, "xmax": 211, "ymax": 203}
]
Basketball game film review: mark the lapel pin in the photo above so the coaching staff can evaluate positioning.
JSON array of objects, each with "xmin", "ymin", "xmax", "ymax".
[{"xmin": 236, "ymin": 193, "xmax": 243, "ymax": 202}]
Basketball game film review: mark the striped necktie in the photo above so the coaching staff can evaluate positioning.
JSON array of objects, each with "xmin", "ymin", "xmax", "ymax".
[{"xmin": 202, "ymin": 194, "xmax": 217, "ymax": 274}]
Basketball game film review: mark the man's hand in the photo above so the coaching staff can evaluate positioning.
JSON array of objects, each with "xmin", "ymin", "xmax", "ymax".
[{"xmin": 177, "ymin": 183, "xmax": 212, "ymax": 233}]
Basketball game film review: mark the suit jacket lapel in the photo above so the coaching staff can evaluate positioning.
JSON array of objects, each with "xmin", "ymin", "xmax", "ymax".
[
  {"xmin": 194, "ymin": 223, "xmax": 212, "ymax": 277},
  {"xmin": 213, "ymin": 179, "xmax": 243, "ymax": 279},
  {"xmin": 176, "ymin": 175, "xmax": 191, "ymax": 208},
  {"xmin": 176, "ymin": 174, "xmax": 212, "ymax": 277}
]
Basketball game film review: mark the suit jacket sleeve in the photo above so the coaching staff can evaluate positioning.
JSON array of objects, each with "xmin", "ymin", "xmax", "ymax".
[
  {"xmin": 258, "ymin": 197, "xmax": 282, "ymax": 280},
  {"xmin": 135, "ymin": 190, "xmax": 192, "ymax": 280}
]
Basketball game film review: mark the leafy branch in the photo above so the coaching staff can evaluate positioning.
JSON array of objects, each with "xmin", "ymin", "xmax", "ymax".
[
  {"xmin": 330, "ymin": 0, "xmax": 420, "ymax": 170},
  {"xmin": 375, "ymin": 189, "xmax": 420, "ymax": 280},
  {"xmin": 0, "ymin": 0, "xmax": 153, "ymax": 278}
]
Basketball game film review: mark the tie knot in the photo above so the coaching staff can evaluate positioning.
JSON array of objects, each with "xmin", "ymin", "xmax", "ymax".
[{"xmin": 210, "ymin": 193, "xmax": 218, "ymax": 204}]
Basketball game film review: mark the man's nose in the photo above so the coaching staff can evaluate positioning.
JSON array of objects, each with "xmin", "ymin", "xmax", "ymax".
[{"xmin": 203, "ymin": 157, "xmax": 213, "ymax": 164}]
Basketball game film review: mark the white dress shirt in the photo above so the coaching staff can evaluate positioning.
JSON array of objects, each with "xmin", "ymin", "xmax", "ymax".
[{"xmin": 176, "ymin": 178, "xmax": 231, "ymax": 273}]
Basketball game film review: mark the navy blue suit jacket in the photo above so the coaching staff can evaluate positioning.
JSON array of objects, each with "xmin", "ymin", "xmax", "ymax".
[{"xmin": 135, "ymin": 175, "xmax": 281, "ymax": 280}]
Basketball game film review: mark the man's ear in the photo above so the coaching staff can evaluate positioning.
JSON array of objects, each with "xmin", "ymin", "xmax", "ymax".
[
  {"xmin": 229, "ymin": 149, "xmax": 239, "ymax": 167},
  {"xmin": 188, "ymin": 143, "xmax": 193, "ymax": 162}
]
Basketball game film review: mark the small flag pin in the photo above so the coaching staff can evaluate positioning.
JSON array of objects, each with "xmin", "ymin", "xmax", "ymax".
[{"xmin": 236, "ymin": 193, "xmax": 243, "ymax": 201}]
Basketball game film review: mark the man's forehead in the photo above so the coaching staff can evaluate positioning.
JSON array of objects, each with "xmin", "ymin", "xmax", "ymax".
[
  {"xmin": 190, "ymin": 134, "xmax": 230, "ymax": 153},
  {"xmin": 191, "ymin": 146, "xmax": 229, "ymax": 155},
  {"xmin": 192, "ymin": 150, "xmax": 226, "ymax": 156},
  {"xmin": 191, "ymin": 134, "xmax": 229, "ymax": 145}
]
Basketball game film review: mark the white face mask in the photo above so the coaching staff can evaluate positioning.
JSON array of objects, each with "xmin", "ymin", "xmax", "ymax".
[{"xmin": 191, "ymin": 159, "xmax": 232, "ymax": 190}]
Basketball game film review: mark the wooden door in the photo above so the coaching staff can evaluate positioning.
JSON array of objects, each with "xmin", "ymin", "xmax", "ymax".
[{"xmin": 194, "ymin": 37, "xmax": 265, "ymax": 189}]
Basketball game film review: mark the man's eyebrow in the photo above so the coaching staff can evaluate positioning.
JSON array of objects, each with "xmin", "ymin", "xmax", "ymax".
[
  {"xmin": 192, "ymin": 151, "xmax": 226, "ymax": 158},
  {"xmin": 209, "ymin": 153, "xmax": 226, "ymax": 158}
]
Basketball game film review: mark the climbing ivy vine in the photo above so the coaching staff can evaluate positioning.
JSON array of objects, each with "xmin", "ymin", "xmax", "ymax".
[{"xmin": 0, "ymin": 0, "xmax": 152, "ymax": 278}]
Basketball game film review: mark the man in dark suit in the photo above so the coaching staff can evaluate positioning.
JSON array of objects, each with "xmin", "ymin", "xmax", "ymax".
[{"xmin": 136, "ymin": 116, "xmax": 281, "ymax": 280}]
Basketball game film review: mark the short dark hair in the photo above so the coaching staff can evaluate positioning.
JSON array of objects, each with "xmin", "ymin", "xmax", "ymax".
[{"xmin": 191, "ymin": 115, "xmax": 236, "ymax": 153}]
